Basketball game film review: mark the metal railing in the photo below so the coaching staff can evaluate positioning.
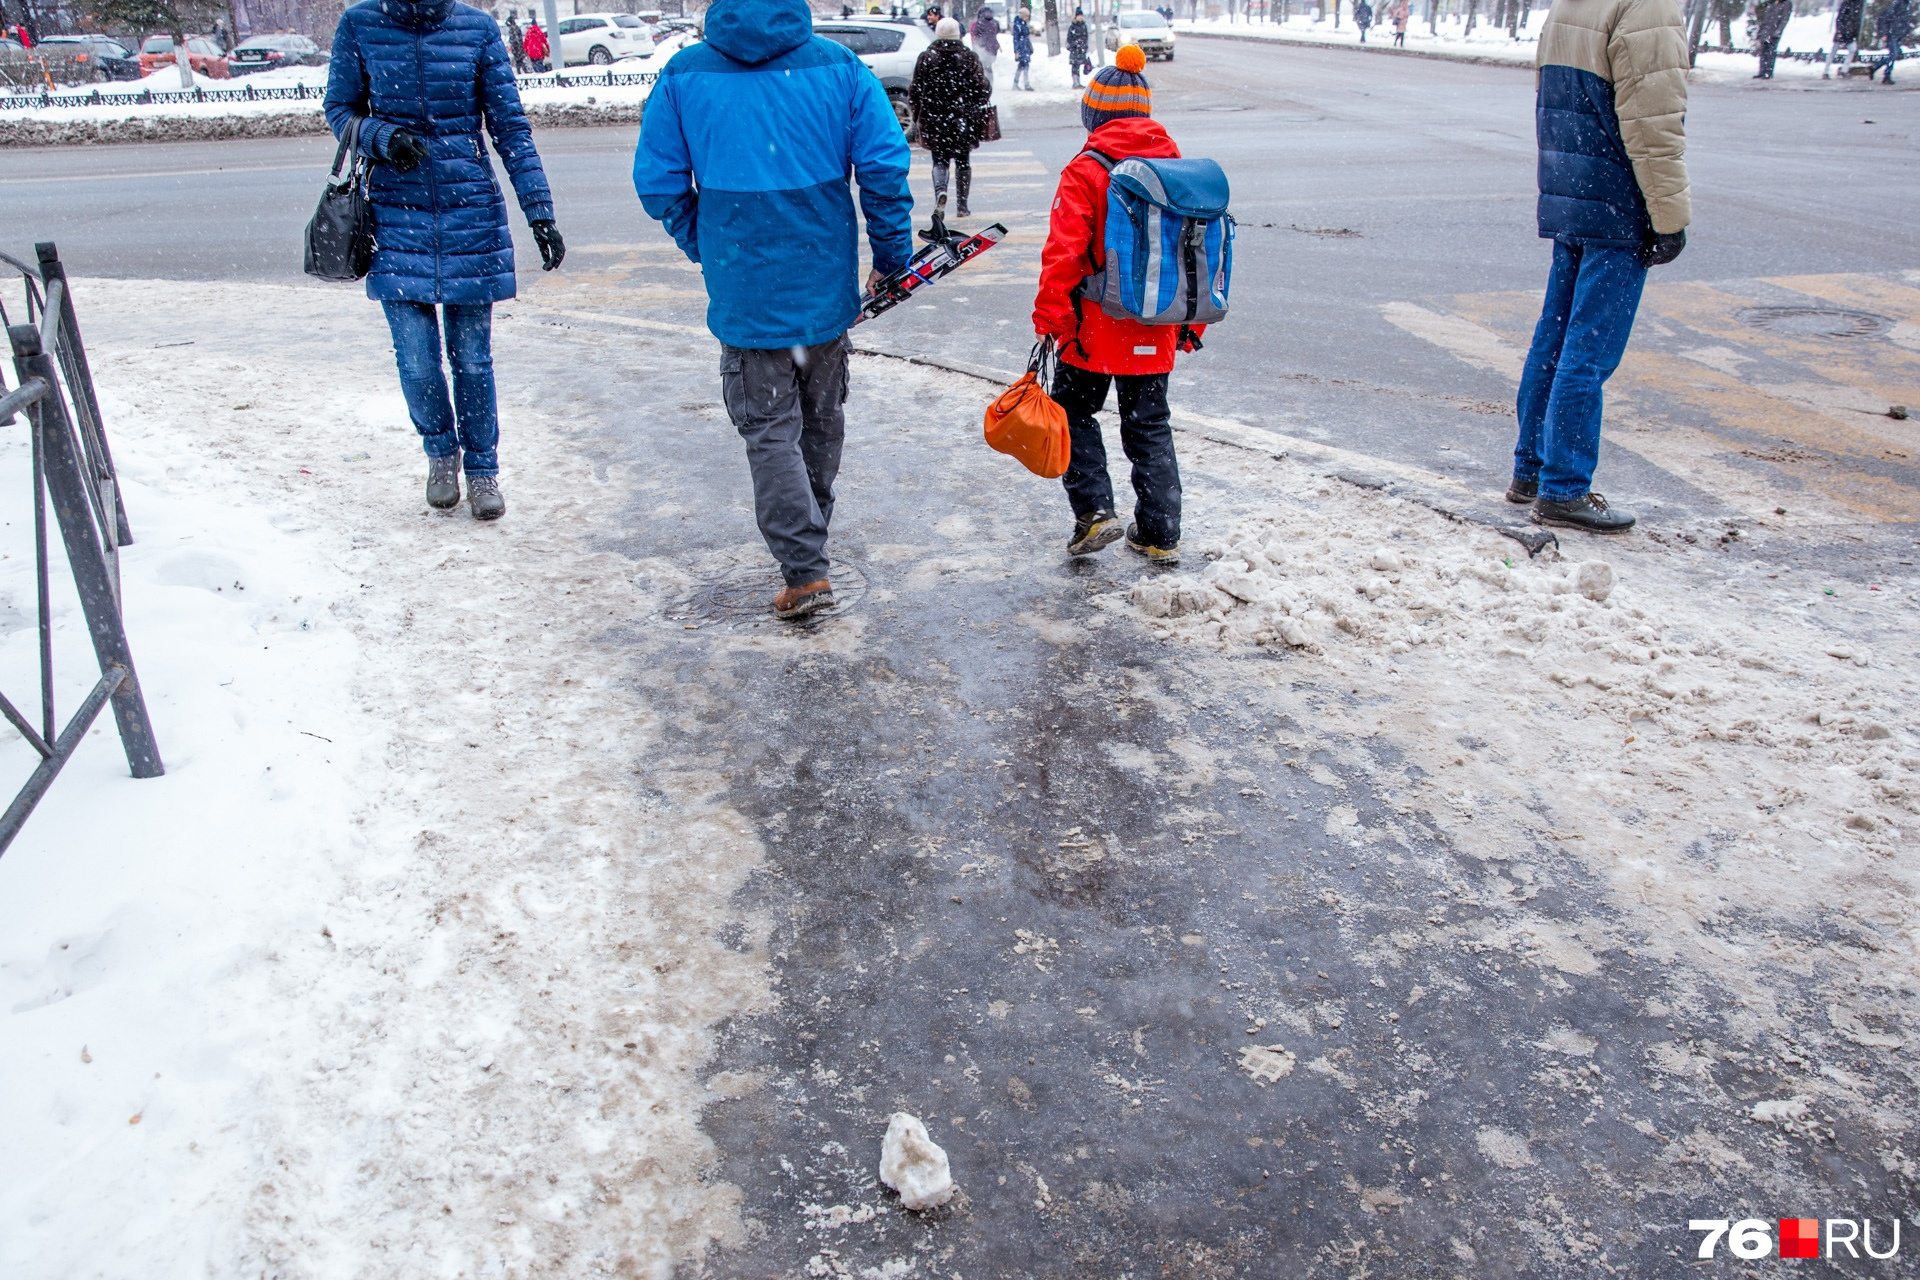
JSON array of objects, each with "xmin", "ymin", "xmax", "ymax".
[
  {"xmin": 0, "ymin": 67, "xmax": 658, "ymax": 112},
  {"xmin": 0, "ymin": 242, "xmax": 163, "ymax": 856}
]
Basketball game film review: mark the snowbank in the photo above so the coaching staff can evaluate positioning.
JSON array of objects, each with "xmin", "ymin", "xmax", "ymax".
[{"xmin": 0, "ymin": 278, "xmax": 767, "ymax": 1277}]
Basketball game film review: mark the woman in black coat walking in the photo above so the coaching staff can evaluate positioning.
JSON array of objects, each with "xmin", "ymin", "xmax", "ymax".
[
  {"xmin": 1066, "ymin": 7, "xmax": 1090, "ymax": 87},
  {"xmin": 909, "ymin": 17, "xmax": 992, "ymax": 219}
]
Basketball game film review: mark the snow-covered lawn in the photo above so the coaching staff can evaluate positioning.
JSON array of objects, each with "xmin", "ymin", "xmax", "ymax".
[{"xmin": 1178, "ymin": 11, "xmax": 1883, "ymax": 82}]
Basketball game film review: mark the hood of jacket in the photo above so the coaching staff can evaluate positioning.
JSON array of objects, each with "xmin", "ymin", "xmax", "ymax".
[
  {"xmin": 703, "ymin": 0, "xmax": 814, "ymax": 64},
  {"xmin": 380, "ymin": 0, "xmax": 454, "ymax": 30},
  {"xmin": 1081, "ymin": 116, "xmax": 1178, "ymax": 160}
]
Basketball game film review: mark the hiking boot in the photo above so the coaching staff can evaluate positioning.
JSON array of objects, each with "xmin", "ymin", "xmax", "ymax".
[
  {"xmin": 1068, "ymin": 510, "xmax": 1123, "ymax": 556},
  {"xmin": 468, "ymin": 474, "xmax": 506, "ymax": 521},
  {"xmin": 1531, "ymin": 491, "xmax": 1635, "ymax": 534},
  {"xmin": 1125, "ymin": 522, "xmax": 1181, "ymax": 565},
  {"xmin": 426, "ymin": 452, "xmax": 461, "ymax": 509},
  {"xmin": 774, "ymin": 578, "xmax": 834, "ymax": 620},
  {"xmin": 1505, "ymin": 476, "xmax": 1538, "ymax": 504}
]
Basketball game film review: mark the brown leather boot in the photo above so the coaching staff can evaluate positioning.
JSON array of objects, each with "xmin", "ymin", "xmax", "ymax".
[{"xmin": 773, "ymin": 578, "xmax": 834, "ymax": 619}]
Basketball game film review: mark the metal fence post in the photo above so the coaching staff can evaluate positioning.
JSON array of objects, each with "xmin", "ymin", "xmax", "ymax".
[
  {"xmin": 8, "ymin": 327, "xmax": 163, "ymax": 782},
  {"xmin": 35, "ymin": 242, "xmax": 131, "ymax": 548}
]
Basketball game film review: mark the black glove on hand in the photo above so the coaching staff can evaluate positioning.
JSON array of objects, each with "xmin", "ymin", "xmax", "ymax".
[
  {"xmin": 385, "ymin": 128, "xmax": 427, "ymax": 173},
  {"xmin": 1640, "ymin": 229, "xmax": 1686, "ymax": 268},
  {"xmin": 530, "ymin": 219, "xmax": 565, "ymax": 271}
]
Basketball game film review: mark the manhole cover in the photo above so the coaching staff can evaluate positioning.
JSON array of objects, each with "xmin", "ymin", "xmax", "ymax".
[
  {"xmin": 1737, "ymin": 306, "xmax": 1892, "ymax": 339},
  {"xmin": 669, "ymin": 558, "xmax": 869, "ymax": 629}
]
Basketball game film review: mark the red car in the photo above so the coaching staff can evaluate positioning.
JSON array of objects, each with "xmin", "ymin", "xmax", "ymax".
[{"xmin": 137, "ymin": 34, "xmax": 230, "ymax": 78}]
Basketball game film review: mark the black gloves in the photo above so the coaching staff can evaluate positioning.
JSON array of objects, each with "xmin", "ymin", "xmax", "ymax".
[
  {"xmin": 385, "ymin": 128, "xmax": 427, "ymax": 173},
  {"xmin": 1640, "ymin": 228, "xmax": 1686, "ymax": 268},
  {"xmin": 530, "ymin": 219, "xmax": 565, "ymax": 271}
]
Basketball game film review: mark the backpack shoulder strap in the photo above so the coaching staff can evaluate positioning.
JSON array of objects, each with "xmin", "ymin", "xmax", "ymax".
[{"xmin": 1079, "ymin": 149, "xmax": 1117, "ymax": 172}]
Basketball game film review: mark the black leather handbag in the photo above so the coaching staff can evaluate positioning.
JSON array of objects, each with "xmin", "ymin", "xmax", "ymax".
[{"xmin": 303, "ymin": 117, "xmax": 374, "ymax": 282}]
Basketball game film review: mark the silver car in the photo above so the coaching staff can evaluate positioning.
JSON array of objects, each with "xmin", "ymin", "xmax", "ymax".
[{"xmin": 812, "ymin": 18, "xmax": 933, "ymax": 137}]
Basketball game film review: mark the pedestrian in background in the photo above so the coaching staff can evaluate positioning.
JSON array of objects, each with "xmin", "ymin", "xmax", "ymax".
[
  {"xmin": 1877, "ymin": 0, "xmax": 1912, "ymax": 83},
  {"xmin": 911, "ymin": 17, "xmax": 992, "ymax": 218},
  {"xmin": 970, "ymin": 3, "xmax": 1001, "ymax": 79},
  {"xmin": 1012, "ymin": 4, "xmax": 1034, "ymax": 90},
  {"xmin": 325, "ymin": 0, "xmax": 566, "ymax": 520},
  {"xmin": 505, "ymin": 10, "xmax": 530, "ymax": 72},
  {"xmin": 1512, "ymin": 0, "xmax": 1690, "ymax": 534},
  {"xmin": 1824, "ymin": 0, "xmax": 1862, "ymax": 76},
  {"xmin": 523, "ymin": 17, "xmax": 549, "ymax": 70},
  {"xmin": 633, "ymin": 0, "xmax": 912, "ymax": 619},
  {"xmin": 1067, "ymin": 7, "xmax": 1090, "ymax": 85},
  {"xmin": 1355, "ymin": 0, "xmax": 1373, "ymax": 41},
  {"xmin": 1390, "ymin": 0, "xmax": 1409, "ymax": 44},
  {"xmin": 1752, "ymin": 0, "xmax": 1789, "ymax": 78},
  {"xmin": 923, "ymin": 3, "xmax": 943, "ymax": 33},
  {"xmin": 1034, "ymin": 46, "xmax": 1201, "ymax": 566}
]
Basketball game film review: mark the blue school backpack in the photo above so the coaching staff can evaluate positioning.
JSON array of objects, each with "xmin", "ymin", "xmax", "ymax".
[{"xmin": 1077, "ymin": 151, "xmax": 1235, "ymax": 328}]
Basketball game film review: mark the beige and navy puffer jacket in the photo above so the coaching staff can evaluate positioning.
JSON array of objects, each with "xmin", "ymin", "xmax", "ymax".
[{"xmin": 1534, "ymin": 0, "xmax": 1691, "ymax": 248}]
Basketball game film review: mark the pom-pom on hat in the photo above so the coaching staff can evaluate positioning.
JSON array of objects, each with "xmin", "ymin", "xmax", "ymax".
[{"xmin": 1081, "ymin": 45, "xmax": 1151, "ymax": 131}]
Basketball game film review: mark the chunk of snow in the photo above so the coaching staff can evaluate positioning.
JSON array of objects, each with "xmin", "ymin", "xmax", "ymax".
[{"xmin": 878, "ymin": 1113, "xmax": 953, "ymax": 1211}]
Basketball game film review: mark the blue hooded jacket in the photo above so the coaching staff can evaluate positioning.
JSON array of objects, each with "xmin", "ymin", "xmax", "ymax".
[
  {"xmin": 324, "ymin": 0, "xmax": 553, "ymax": 304},
  {"xmin": 632, "ymin": 0, "xmax": 914, "ymax": 349}
]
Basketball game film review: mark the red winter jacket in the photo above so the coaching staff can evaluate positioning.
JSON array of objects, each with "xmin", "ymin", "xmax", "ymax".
[
  {"xmin": 1033, "ymin": 117, "xmax": 1205, "ymax": 377},
  {"xmin": 523, "ymin": 22, "xmax": 549, "ymax": 60}
]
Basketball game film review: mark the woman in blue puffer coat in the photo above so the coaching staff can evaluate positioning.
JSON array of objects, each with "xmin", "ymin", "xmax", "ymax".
[{"xmin": 324, "ymin": 0, "xmax": 565, "ymax": 520}]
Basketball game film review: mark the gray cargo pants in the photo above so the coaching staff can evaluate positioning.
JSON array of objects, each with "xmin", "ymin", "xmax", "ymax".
[{"xmin": 720, "ymin": 335, "xmax": 850, "ymax": 587}]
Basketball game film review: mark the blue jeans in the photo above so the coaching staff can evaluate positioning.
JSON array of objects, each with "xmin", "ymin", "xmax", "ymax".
[
  {"xmin": 1514, "ymin": 241, "xmax": 1647, "ymax": 502},
  {"xmin": 382, "ymin": 301, "xmax": 499, "ymax": 476}
]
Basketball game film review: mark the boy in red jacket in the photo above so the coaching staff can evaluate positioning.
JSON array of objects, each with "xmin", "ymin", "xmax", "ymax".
[{"xmin": 1033, "ymin": 45, "xmax": 1201, "ymax": 565}]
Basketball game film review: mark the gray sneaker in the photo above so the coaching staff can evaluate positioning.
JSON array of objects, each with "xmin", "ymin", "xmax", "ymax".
[
  {"xmin": 468, "ymin": 474, "xmax": 505, "ymax": 521},
  {"xmin": 426, "ymin": 453, "xmax": 461, "ymax": 509}
]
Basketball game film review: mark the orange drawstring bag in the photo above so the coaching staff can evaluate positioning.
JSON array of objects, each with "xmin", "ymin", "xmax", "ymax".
[{"xmin": 983, "ymin": 338, "xmax": 1071, "ymax": 479}]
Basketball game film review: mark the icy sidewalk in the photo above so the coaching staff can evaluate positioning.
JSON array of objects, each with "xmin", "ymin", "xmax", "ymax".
[{"xmin": 0, "ymin": 279, "xmax": 764, "ymax": 1278}]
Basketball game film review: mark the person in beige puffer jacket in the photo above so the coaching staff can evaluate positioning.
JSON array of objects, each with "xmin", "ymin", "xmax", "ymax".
[{"xmin": 1509, "ymin": 0, "xmax": 1690, "ymax": 535}]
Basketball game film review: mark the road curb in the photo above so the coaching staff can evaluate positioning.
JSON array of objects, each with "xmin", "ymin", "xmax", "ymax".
[
  {"xmin": 1177, "ymin": 27, "xmax": 1537, "ymax": 70},
  {"xmin": 851, "ymin": 343, "xmax": 1558, "ymax": 557}
]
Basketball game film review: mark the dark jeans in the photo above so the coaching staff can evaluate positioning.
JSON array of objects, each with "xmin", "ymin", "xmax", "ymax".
[
  {"xmin": 382, "ymin": 300, "xmax": 499, "ymax": 476},
  {"xmin": 1757, "ymin": 38, "xmax": 1779, "ymax": 76},
  {"xmin": 1053, "ymin": 361, "xmax": 1181, "ymax": 547},
  {"xmin": 1882, "ymin": 39, "xmax": 1902, "ymax": 81},
  {"xmin": 720, "ymin": 335, "xmax": 850, "ymax": 586},
  {"xmin": 1514, "ymin": 240, "xmax": 1647, "ymax": 502}
]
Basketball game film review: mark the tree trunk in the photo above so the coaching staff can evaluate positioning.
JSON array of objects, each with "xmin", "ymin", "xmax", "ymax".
[
  {"xmin": 1464, "ymin": 0, "xmax": 1477, "ymax": 34},
  {"xmin": 174, "ymin": 28, "xmax": 194, "ymax": 89},
  {"xmin": 1044, "ymin": 0, "xmax": 1060, "ymax": 54}
]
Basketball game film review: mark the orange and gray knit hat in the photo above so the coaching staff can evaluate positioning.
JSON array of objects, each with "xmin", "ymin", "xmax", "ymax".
[{"xmin": 1081, "ymin": 45, "xmax": 1151, "ymax": 131}]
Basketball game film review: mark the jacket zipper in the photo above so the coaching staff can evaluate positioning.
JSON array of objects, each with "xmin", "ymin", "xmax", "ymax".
[{"xmin": 414, "ymin": 27, "xmax": 442, "ymax": 297}]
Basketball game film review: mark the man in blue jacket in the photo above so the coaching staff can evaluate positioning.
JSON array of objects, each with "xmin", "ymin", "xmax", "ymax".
[
  {"xmin": 1514, "ymin": 0, "xmax": 1689, "ymax": 534},
  {"xmin": 634, "ymin": 0, "xmax": 913, "ymax": 619}
]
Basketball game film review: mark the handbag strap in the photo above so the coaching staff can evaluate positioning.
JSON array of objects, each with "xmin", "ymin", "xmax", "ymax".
[
  {"xmin": 1027, "ymin": 335, "xmax": 1057, "ymax": 394},
  {"xmin": 329, "ymin": 116, "xmax": 363, "ymax": 189}
]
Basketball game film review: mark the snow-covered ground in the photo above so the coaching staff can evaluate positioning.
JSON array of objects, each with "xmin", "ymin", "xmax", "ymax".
[
  {"xmin": 0, "ymin": 279, "xmax": 764, "ymax": 1277},
  {"xmin": 1178, "ymin": 11, "xmax": 1880, "ymax": 82}
]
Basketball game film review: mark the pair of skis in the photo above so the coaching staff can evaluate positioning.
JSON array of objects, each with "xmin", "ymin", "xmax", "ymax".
[{"xmin": 856, "ymin": 194, "xmax": 1008, "ymax": 326}]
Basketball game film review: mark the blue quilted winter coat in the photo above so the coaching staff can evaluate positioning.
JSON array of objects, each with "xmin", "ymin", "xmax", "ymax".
[
  {"xmin": 324, "ymin": 0, "xmax": 554, "ymax": 304},
  {"xmin": 631, "ymin": 0, "xmax": 913, "ymax": 349}
]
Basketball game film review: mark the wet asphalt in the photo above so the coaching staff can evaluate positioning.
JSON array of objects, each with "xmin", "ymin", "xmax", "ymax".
[{"xmin": 8, "ymin": 36, "xmax": 1918, "ymax": 1276}]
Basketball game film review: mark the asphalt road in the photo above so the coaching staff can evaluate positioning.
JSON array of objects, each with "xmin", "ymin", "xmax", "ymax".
[
  {"xmin": 4, "ymin": 38, "xmax": 1916, "ymax": 525},
  {"xmin": 7, "ymin": 36, "xmax": 1920, "ymax": 1278}
]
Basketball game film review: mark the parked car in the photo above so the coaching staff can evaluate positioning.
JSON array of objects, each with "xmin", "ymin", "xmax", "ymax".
[
  {"xmin": 812, "ymin": 17, "xmax": 930, "ymax": 136},
  {"xmin": 138, "ymin": 34, "xmax": 230, "ymax": 78},
  {"xmin": 36, "ymin": 34, "xmax": 143, "ymax": 80},
  {"xmin": 556, "ymin": 13, "xmax": 654, "ymax": 65},
  {"xmin": 227, "ymin": 33, "xmax": 325, "ymax": 75},
  {"xmin": 1105, "ymin": 8, "xmax": 1174, "ymax": 59}
]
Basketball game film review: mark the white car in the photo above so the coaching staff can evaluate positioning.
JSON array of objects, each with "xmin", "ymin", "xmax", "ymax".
[
  {"xmin": 1106, "ymin": 9, "xmax": 1175, "ymax": 60},
  {"xmin": 557, "ymin": 12, "xmax": 655, "ymax": 66},
  {"xmin": 811, "ymin": 18, "xmax": 931, "ymax": 136}
]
